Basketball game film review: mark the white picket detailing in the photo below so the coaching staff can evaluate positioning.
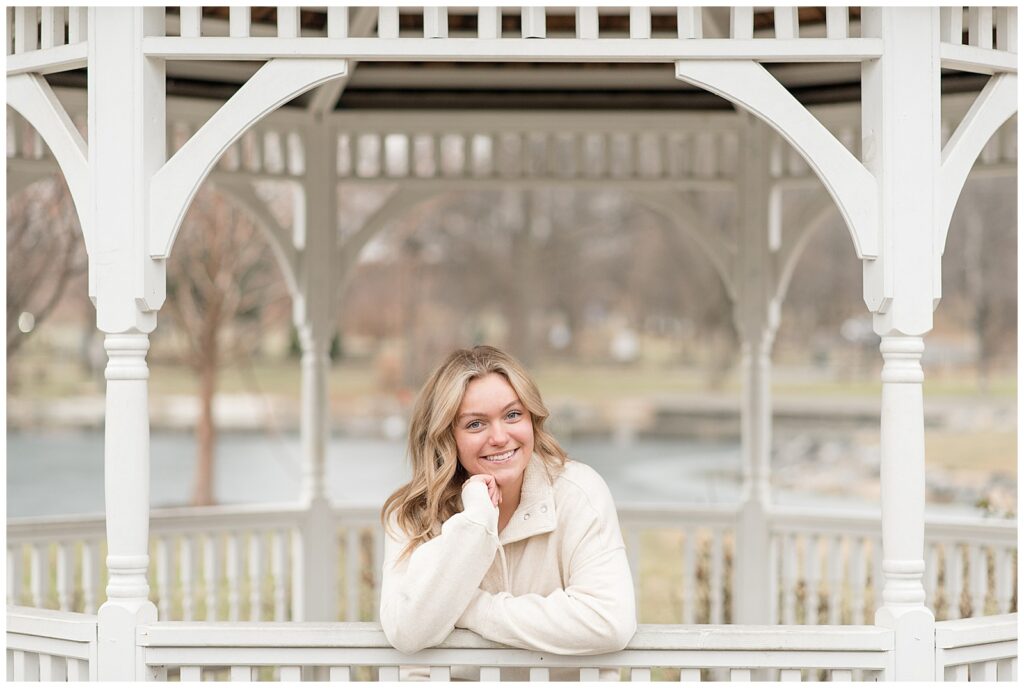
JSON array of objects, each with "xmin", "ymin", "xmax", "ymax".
[
  {"xmin": 249, "ymin": 533, "xmax": 264, "ymax": 621},
  {"xmin": 327, "ymin": 6, "xmax": 347, "ymax": 38},
  {"xmin": 947, "ymin": 544, "xmax": 964, "ymax": 620},
  {"xmin": 850, "ymin": 538, "xmax": 866, "ymax": 625},
  {"xmin": 630, "ymin": 7, "xmax": 651, "ymax": 40},
  {"xmin": 179, "ymin": 6, "xmax": 202, "ymax": 38},
  {"xmin": 968, "ymin": 7, "xmax": 993, "ymax": 50},
  {"xmin": 229, "ymin": 6, "xmax": 251, "ymax": 38},
  {"xmin": 68, "ymin": 7, "xmax": 88, "ymax": 44},
  {"xmin": 231, "ymin": 664, "xmax": 253, "ymax": 681},
  {"xmin": 781, "ymin": 533, "xmax": 797, "ymax": 625},
  {"xmin": 826, "ymin": 7, "xmax": 849, "ymax": 39},
  {"xmin": 180, "ymin": 536, "xmax": 195, "ymax": 621},
  {"xmin": 994, "ymin": 548, "xmax": 1014, "ymax": 614},
  {"xmin": 730, "ymin": 7, "xmax": 753, "ymax": 39},
  {"xmin": 430, "ymin": 665, "xmax": 451, "ymax": 680},
  {"xmin": 30, "ymin": 543, "xmax": 45, "ymax": 608},
  {"xmin": 155, "ymin": 537, "xmax": 172, "ymax": 618},
  {"xmin": 272, "ymin": 530, "xmax": 288, "ymax": 621},
  {"xmin": 14, "ymin": 7, "xmax": 39, "ymax": 53},
  {"xmin": 682, "ymin": 532, "xmax": 696, "ymax": 624},
  {"xmin": 377, "ymin": 7, "xmax": 398, "ymax": 39},
  {"xmin": 804, "ymin": 535, "xmax": 820, "ymax": 625},
  {"xmin": 774, "ymin": 7, "xmax": 799, "ymax": 40},
  {"xmin": 423, "ymin": 7, "xmax": 448, "ymax": 39},
  {"xmin": 969, "ymin": 544, "xmax": 988, "ymax": 617},
  {"xmin": 995, "ymin": 7, "xmax": 1017, "ymax": 53},
  {"xmin": 709, "ymin": 529, "xmax": 724, "ymax": 624},
  {"xmin": 41, "ymin": 7, "xmax": 66, "ymax": 49},
  {"xmin": 576, "ymin": 7, "xmax": 598, "ymax": 40},
  {"xmin": 277, "ymin": 6, "xmax": 300, "ymax": 39},
  {"xmin": 226, "ymin": 534, "xmax": 242, "ymax": 621},
  {"xmin": 935, "ymin": 613, "xmax": 1018, "ymax": 679},
  {"xmin": 204, "ymin": 534, "xmax": 221, "ymax": 621},
  {"xmin": 329, "ymin": 665, "xmax": 351, "ymax": 680},
  {"xmin": 941, "ymin": 7, "xmax": 964, "ymax": 44},
  {"xmin": 346, "ymin": 528, "xmax": 361, "ymax": 621},
  {"xmin": 521, "ymin": 7, "xmax": 546, "ymax": 39},
  {"xmin": 827, "ymin": 537, "xmax": 842, "ymax": 625}
]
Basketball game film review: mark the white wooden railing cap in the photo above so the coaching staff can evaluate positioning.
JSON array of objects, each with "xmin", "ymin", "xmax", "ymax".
[
  {"xmin": 935, "ymin": 613, "xmax": 1018, "ymax": 648},
  {"xmin": 7, "ymin": 606, "xmax": 98, "ymax": 642}
]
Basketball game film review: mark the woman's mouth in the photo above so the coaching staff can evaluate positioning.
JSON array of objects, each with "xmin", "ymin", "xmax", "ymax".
[{"xmin": 481, "ymin": 447, "xmax": 518, "ymax": 464}]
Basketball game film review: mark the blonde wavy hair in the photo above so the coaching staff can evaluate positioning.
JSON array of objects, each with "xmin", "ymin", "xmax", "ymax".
[{"xmin": 381, "ymin": 345, "xmax": 568, "ymax": 559}]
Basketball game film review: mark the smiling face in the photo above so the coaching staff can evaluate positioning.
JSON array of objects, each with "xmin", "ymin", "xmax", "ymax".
[{"xmin": 453, "ymin": 372, "xmax": 534, "ymax": 488}]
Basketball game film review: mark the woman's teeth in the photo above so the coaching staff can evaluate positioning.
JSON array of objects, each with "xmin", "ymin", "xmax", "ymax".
[{"xmin": 482, "ymin": 448, "xmax": 516, "ymax": 463}]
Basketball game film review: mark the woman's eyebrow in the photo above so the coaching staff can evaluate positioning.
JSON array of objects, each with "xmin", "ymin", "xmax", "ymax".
[{"xmin": 457, "ymin": 400, "xmax": 520, "ymax": 421}]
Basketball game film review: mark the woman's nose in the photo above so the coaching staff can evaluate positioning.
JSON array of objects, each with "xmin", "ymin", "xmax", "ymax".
[{"xmin": 489, "ymin": 423, "xmax": 508, "ymax": 445}]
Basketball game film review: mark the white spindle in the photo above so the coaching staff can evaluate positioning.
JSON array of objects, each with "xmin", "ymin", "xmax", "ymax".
[
  {"xmin": 14, "ymin": 7, "xmax": 39, "ymax": 53},
  {"xmin": 631, "ymin": 667, "xmax": 652, "ymax": 681},
  {"xmin": 346, "ymin": 528, "xmax": 361, "ymax": 621},
  {"xmin": 13, "ymin": 650, "xmax": 39, "ymax": 681},
  {"xmin": 9, "ymin": 546, "xmax": 22, "ymax": 606},
  {"xmin": 227, "ymin": 534, "xmax": 241, "ymax": 621},
  {"xmin": 423, "ymin": 7, "xmax": 448, "ymax": 38},
  {"xmin": 327, "ymin": 6, "xmax": 348, "ymax": 38},
  {"xmin": 180, "ymin": 536, "xmax": 195, "ymax": 621},
  {"xmin": 804, "ymin": 535, "xmax": 821, "ymax": 625},
  {"xmin": 80, "ymin": 540, "xmax": 99, "ymax": 614},
  {"xmin": 768, "ymin": 534, "xmax": 780, "ymax": 624},
  {"xmin": 379, "ymin": 666, "xmax": 400, "ymax": 681},
  {"xmin": 682, "ymin": 532, "xmax": 696, "ymax": 623},
  {"xmin": 827, "ymin": 537, "xmax": 842, "ymax": 624},
  {"xmin": 478, "ymin": 7, "xmax": 501, "ymax": 39},
  {"xmin": 155, "ymin": 537, "xmax": 172, "ymax": 618},
  {"xmin": 730, "ymin": 668, "xmax": 752, "ymax": 680},
  {"xmin": 780, "ymin": 668, "xmax": 801, "ymax": 681},
  {"xmin": 231, "ymin": 665, "xmax": 253, "ymax": 681},
  {"xmin": 825, "ymin": 7, "xmax": 848, "ymax": 39},
  {"xmin": 57, "ymin": 543, "xmax": 73, "ymax": 611},
  {"xmin": 996, "ymin": 657, "xmax": 1016, "ymax": 679},
  {"xmin": 378, "ymin": 7, "xmax": 399, "ymax": 38},
  {"xmin": 277, "ymin": 6, "xmax": 300, "ymax": 38},
  {"xmin": 330, "ymin": 666, "xmax": 352, "ymax": 681},
  {"xmin": 68, "ymin": 7, "xmax": 87, "ymax": 43},
  {"xmin": 529, "ymin": 667, "xmax": 549, "ymax": 681},
  {"xmin": 968, "ymin": 7, "xmax": 993, "ymax": 49},
  {"xmin": 774, "ymin": 7, "xmax": 799, "ymax": 39},
  {"xmin": 968, "ymin": 544, "xmax": 987, "ymax": 616},
  {"xmin": 970, "ymin": 660, "xmax": 998, "ymax": 680},
  {"xmin": 180, "ymin": 6, "xmax": 202, "ymax": 38},
  {"xmin": 67, "ymin": 658, "xmax": 88, "ymax": 681},
  {"xmin": 947, "ymin": 543, "xmax": 963, "ymax": 619},
  {"xmin": 180, "ymin": 666, "xmax": 201, "ymax": 681},
  {"xmin": 871, "ymin": 537, "xmax": 883, "ymax": 616},
  {"xmin": 678, "ymin": 7, "xmax": 703, "ymax": 38},
  {"xmin": 782, "ymin": 533, "xmax": 797, "ymax": 625},
  {"xmin": 430, "ymin": 666, "xmax": 451, "ymax": 680},
  {"xmin": 576, "ymin": 7, "xmax": 598, "ymax": 39},
  {"xmin": 249, "ymin": 533, "xmax": 265, "ymax": 621},
  {"xmin": 521, "ymin": 7, "xmax": 546, "ymax": 38},
  {"xmin": 41, "ymin": 7, "xmax": 66, "ymax": 49},
  {"xmin": 271, "ymin": 530, "xmax": 288, "ymax": 621},
  {"xmin": 680, "ymin": 668, "xmax": 701, "ymax": 680},
  {"xmin": 995, "ymin": 547, "xmax": 1013, "ymax": 614},
  {"xmin": 204, "ymin": 534, "xmax": 221, "ymax": 620},
  {"xmin": 39, "ymin": 653, "xmax": 67, "ymax": 682},
  {"xmin": 940, "ymin": 7, "xmax": 964, "ymax": 44},
  {"xmin": 995, "ymin": 7, "xmax": 1017, "ymax": 52},
  {"xmin": 730, "ymin": 6, "xmax": 753, "ymax": 39},
  {"xmin": 925, "ymin": 542, "xmax": 939, "ymax": 612},
  {"xmin": 579, "ymin": 668, "xmax": 600, "ymax": 681},
  {"xmin": 229, "ymin": 6, "xmax": 251, "ymax": 37},
  {"xmin": 280, "ymin": 666, "xmax": 301, "ymax": 681},
  {"xmin": 630, "ymin": 7, "xmax": 651, "ymax": 39},
  {"xmin": 850, "ymin": 537, "xmax": 866, "ymax": 624},
  {"xmin": 709, "ymin": 529, "xmax": 724, "ymax": 624},
  {"xmin": 30, "ymin": 543, "xmax": 46, "ymax": 608},
  {"xmin": 831, "ymin": 669, "xmax": 853, "ymax": 681}
]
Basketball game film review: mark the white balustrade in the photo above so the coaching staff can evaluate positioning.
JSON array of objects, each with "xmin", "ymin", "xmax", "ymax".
[
  {"xmin": 6, "ymin": 606, "xmax": 99, "ymax": 681},
  {"xmin": 935, "ymin": 613, "xmax": 1018, "ymax": 681}
]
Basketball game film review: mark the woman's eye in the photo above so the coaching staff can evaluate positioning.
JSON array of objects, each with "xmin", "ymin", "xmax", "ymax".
[
  {"xmin": 506, "ymin": 410, "xmax": 522, "ymax": 421},
  {"xmin": 466, "ymin": 420, "xmax": 483, "ymax": 430}
]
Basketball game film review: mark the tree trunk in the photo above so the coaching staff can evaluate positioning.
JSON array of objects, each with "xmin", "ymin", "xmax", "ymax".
[{"xmin": 192, "ymin": 353, "xmax": 218, "ymax": 506}]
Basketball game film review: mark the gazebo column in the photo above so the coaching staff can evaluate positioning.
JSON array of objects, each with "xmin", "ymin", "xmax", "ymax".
[
  {"xmin": 90, "ymin": 7, "xmax": 164, "ymax": 680},
  {"xmin": 292, "ymin": 116, "xmax": 339, "ymax": 623},
  {"xmin": 732, "ymin": 116, "xmax": 779, "ymax": 626},
  {"xmin": 862, "ymin": 8, "xmax": 938, "ymax": 679}
]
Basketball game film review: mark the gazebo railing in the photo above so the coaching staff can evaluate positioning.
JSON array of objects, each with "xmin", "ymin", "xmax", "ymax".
[
  {"xmin": 6, "ymin": 606, "xmax": 98, "ymax": 681},
  {"xmin": 934, "ymin": 613, "xmax": 1018, "ymax": 680},
  {"xmin": 8, "ymin": 501, "xmax": 1016, "ymax": 628},
  {"xmin": 133, "ymin": 621, "xmax": 894, "ymax": 682}
]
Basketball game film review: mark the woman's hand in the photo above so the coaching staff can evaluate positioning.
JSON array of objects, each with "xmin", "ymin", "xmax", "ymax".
[{"xmin": 464, "ymin": 473, "xmax": 502, "ymax": 508}]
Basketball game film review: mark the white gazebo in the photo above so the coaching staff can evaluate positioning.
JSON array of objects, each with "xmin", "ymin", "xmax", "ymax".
[{"xmin": 5, "ymin": 5, "xmax": 1019, "ymax": 681}]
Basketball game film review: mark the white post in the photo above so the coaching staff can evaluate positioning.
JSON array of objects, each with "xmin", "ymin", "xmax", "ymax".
[
  {"xmin": 862, "ymin": 8, "xmax": 939, "ymax": 679},
  {"xmin": 89, "ymin": 7, "xmax": 165, "ymax": 680},
  {"xmin": 292, "ymin": 116, "xmax": 339, "ymax": 623},
  {"xmin": 732, "ymin": 116, "xmax": 778, "ymax": 626}
]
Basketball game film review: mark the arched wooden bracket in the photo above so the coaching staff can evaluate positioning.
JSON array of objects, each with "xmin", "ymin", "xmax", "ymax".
[
  {"xmin": 937, "ymin": 73, "xmax": 1017, "ymax": 258},
  {"xmin": 211, "ymin": 178, "xmax": 301, "ymax": 299},
  {"xmin": 628, "ymin": 188, "xmax": 737, "ymax": 302},
  {"xmin": 149, "ymin": 58, "xmax": 349, "ymax": 261},
  {"xmin": 675, "ymin": 60, "xmax": 878, "ymax": 261},
  {"xmin": 6, "ymin": 74, "xmax": 90, "ymax": 254}
]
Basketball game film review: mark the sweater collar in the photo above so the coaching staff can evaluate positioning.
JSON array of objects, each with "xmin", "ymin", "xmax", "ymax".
[{"xmin": 499, "ymin": 453, "xmax": 557, "ymax": 545}]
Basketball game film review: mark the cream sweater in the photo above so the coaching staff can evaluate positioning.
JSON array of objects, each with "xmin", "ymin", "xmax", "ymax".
[{"xmin": 380, "ymin": 456, "xmax": 636, "ymax": 677}]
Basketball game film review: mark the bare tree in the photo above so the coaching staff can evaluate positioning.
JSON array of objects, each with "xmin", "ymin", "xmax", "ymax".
[
  {"xmin": 6, "ymin": 177, "xmax": 87, "ymax": 361},
  {"xmin": 163, "ymin": 186, "xmax": 289, "ymax": 506}
]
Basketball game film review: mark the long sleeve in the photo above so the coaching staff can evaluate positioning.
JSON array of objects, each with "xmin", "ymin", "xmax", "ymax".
[
  {"xmin": 455, "ymin": 473, "xmax": 637, "ymax": 655},
  {"xmin": 379, "ymin": 481, "xmax": 499, "ymax": 654}
]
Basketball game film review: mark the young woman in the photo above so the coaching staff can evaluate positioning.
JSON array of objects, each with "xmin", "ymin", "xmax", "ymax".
[{"xmin": 380, "ymin": 346, "xmax": 636, "ymax": 678}]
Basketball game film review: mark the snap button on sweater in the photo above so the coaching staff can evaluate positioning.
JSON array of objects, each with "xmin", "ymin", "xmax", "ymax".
[
  {"xmin": 523, "ymin": 513, "xmax": 531, "ymax": 520},
  {"xmin": 540, "ymin": 505, "xmax": 548, "ymax": 513}
]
